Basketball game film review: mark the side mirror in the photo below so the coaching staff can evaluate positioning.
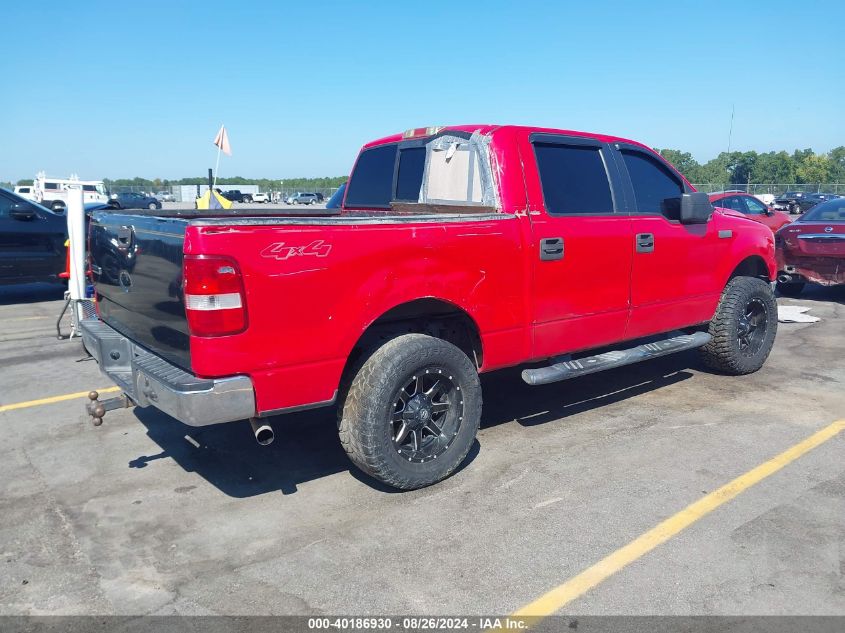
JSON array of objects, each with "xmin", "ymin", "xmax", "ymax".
[
  {"xmin": 9, "ymin": 203, "xmax": 36, "ymax": 221},
  {"xmin": 679, "ymin": 192, "xmax": 712, "ymax": 225}
]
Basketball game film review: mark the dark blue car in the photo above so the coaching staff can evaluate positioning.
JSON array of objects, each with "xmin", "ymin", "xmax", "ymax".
[
  {"xmin": 0, "ymin": 188, "xmax": 67, "ymax": 285},
  {"xmin": 110, "ymin": 192, "xmax": 161, "ymax": 210}
]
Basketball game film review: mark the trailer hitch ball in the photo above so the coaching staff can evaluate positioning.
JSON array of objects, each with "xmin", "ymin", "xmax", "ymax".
[{"xmin": 86, "ymin": 390, "xmax": 133, "ymax": 426}]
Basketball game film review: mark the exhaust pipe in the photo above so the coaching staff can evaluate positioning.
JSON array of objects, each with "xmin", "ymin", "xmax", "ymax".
[
  {"xmin": 249, "ymin": 417, "xmax": 274, "ymax": 446},
  {"xmin": 777, "ymin": 273, "xmax": 792, "ymax": 284}
]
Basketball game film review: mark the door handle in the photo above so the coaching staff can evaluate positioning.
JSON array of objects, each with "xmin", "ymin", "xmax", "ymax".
[
  {"xmin": 636, "ymin": 233, "xmax": 654, "ymax": 253},
  {"xmin": 539, "ymin": 237, "xmax": 564, "ymax": 261},
  {"xmin": 116, "ymin": 226, "xmax": 133, "ymax": 246}
]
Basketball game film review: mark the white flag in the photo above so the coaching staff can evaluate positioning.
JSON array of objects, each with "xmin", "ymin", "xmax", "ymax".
[{"xmin": 213, "ymin": 125, "xmax": 232, "ymax": 156}]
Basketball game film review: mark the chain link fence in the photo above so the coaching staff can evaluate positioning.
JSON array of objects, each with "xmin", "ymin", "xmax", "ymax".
[{"xmin": 692, "ymin": 183, "xmax": 845, "ymax": 195}]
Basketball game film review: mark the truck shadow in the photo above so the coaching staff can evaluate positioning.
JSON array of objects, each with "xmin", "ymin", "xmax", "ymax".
[
  {"xmin": 479, "ymin": 352, "xmax": 694, "ymax": 431},
  {"xmin": 128, "ymin": 352, "xmax": 696, "ymax": 497},
  {"xmin": 778, "ymin": 284, "xmax": 845, "ymax": 305}
]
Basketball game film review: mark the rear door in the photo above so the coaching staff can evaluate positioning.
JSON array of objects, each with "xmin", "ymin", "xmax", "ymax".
[
  {"xmin": 520, "ymin": 132, "xmax": 634, "ymax": 358},
  {"xmin": 0, "ymin": 191, "xmax": 66, "ymax": 283},
  {"xmin": 616, "ymin": 145, "xmax": 726, "ymax": 337}
]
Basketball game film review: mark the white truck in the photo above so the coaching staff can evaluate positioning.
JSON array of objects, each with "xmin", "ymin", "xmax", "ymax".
[{"xmin": 22, "ymin": 173, "xmax": 109, "ymax": 212}]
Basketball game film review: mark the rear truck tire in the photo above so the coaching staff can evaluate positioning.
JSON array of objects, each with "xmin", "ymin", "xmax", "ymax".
[
  {"xmin": 776, "ymin": 280, "xmax": 805, "ymax": 297},
  {"xmin": 339, "ymin": 334, "xmax": 482, "ymax": 490},
  {"xmin": 699, "ymin": 276, "xmax": 778, "ymax": 375}
]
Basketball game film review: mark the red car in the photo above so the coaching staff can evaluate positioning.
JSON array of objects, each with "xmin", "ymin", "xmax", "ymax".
[
  {"xmin": 709, "ymin": 192, "xmax": 792, "ymax": 232},
  {"xmin": 775, "ymin": 197, "xmax": 845, "ymax": 296},
  {"xmin": 82, "ymin": 124, "xmax": 778, "ymax": 489}
]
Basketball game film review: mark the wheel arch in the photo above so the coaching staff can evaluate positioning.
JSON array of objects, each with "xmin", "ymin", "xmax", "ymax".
[
  {"xmin": 350, "ymin": 297, "xmax": 483, "ymax": 367},
  {"xmin": 728, "ymin": 254, "xmax": 773, "ymax": 283},
  {"xmin": 338, "ymin": 298, "xmax": 484, "ymax": 403}
]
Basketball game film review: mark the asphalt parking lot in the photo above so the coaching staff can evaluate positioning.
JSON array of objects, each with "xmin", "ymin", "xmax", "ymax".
[{"xmin": 0, "ymin": 283, "xmax": 843, "ymax": 617}]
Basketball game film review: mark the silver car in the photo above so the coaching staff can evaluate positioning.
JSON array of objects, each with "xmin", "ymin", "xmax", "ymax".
[{"xmin": 290, "ymin": 193, "xmax": 320, "ymax": 205}]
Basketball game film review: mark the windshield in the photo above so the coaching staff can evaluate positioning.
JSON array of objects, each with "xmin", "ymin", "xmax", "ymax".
[
  {"xmin": 800, "ymin": 199, "xmax": 845, "ymax": 222},
  {"xmin": 1, "ymin": 188, "xmax": 57, "ymax": 214}
]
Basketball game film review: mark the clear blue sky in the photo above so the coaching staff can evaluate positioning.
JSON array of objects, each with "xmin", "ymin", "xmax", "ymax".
[{"xmin": 2, "ymin": 0, "xmax": 842, "ymax": 182}]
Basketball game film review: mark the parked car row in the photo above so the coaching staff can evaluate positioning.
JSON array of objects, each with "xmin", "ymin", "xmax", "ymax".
[{"xmin": 773, "ymin": 191, "xmax": 843, "ymax": 215}]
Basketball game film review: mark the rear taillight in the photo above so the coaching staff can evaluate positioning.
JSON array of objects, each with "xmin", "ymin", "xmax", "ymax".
[{"xmin": 183, "ymin": 255, "xmax": 247, "ymax": 337}]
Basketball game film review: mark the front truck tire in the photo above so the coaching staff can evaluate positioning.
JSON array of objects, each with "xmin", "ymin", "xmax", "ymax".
[
  {"xmin": 699, "ymin": 276, "xmax": 778, "ymax": 375},
  {"xmin": 339, "ymin": 334, "xmax": 482, "ymax": 490}
]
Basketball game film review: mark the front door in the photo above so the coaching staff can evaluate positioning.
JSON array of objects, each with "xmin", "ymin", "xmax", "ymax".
[
  {"xmin": 615, "ymin": 146, "xmax": 725, "ymax": 338},
  {"xmin": 520, "ymin": 133, "xmax": 634, "ymax": 359}
]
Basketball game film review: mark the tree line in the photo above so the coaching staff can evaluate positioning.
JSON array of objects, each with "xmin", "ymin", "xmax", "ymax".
[
  {"xmin": 657, "ymin": 146, "xmax": 845, "ymax": 185},
  {"xmin": 6, "ymin": 146, "xmax": 845, "ymax": 191}
]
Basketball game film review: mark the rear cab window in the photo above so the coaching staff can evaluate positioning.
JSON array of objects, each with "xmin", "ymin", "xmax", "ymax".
[{"xmin": 343, "ymin": 131, "xmax": 499, "ymax": 211}]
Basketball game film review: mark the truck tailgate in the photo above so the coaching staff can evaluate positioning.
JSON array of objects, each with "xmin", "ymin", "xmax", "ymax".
[{"xmin": 89, "ymin": 212, "xmax": 191, "ymax": 370}]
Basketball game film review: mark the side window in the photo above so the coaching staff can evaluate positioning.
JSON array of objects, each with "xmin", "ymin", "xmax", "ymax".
[
  {"xmin": 533, "ymin": 142, "xmax": 614, "ymax": 215},
  {"xmin": 345, "ymin": 144, "xmax": 398, "ymax": 209},
  {"xmin": 621, "ymin": 150, "xmax": 684, "ymax": 219},
  {"xmin": 0, "ymin": 194, "xmax": 11, "ymax": 217},
  {"xmin": 719, "ymin": 196, "xmax": 746, "ymax": 212},
  {"xmin": 44, "ymin": 182, "xmax": 59, "ymax": 190},
  {"xmin": 744, "ymin": 197, "xmax": 768, "ymax": 214}
]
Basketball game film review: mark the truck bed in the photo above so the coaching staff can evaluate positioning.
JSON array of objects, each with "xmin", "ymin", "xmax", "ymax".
[{"xmin": 89, "ymin": 209, "xmax": 516, "ymax": 393}]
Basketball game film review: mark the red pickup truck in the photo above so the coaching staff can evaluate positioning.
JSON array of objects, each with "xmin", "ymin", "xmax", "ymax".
[{"xmin": 82, "ymin": 124, "xmax": 778, "ymax": 489}]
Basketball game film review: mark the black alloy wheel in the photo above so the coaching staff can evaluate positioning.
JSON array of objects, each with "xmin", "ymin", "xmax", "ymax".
[
  {"xmin": 736, "ymin": 298, "xmax": 768, "ymax": 356},
  {"xmin": 391, "ymin": 368, "xmax": 464, "ymax": 464}
]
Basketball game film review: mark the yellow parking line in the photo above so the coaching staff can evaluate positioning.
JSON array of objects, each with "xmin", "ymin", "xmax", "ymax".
[
  {"xmin": 513, "ymin": 419, "xmax": 845, "ymax": 620},
  {"xmin": 0, "ymin": 387, "xmax": 121, "ymax": 413}
]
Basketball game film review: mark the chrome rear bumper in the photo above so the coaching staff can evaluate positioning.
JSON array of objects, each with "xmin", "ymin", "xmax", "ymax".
[{"xmin": 80, "ymin": 319, "xmax": 255, "ymax": 426}]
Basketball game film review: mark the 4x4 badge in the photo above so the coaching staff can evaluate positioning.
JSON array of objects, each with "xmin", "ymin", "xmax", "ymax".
[{"xmin": 260, "ymin": 240, "xmax": 332, "ymax": 260}]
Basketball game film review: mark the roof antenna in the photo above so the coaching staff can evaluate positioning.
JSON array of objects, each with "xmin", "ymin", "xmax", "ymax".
[{"xmin": 725, "ymin": 103, "xmax": 735, "ymax": 190}]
